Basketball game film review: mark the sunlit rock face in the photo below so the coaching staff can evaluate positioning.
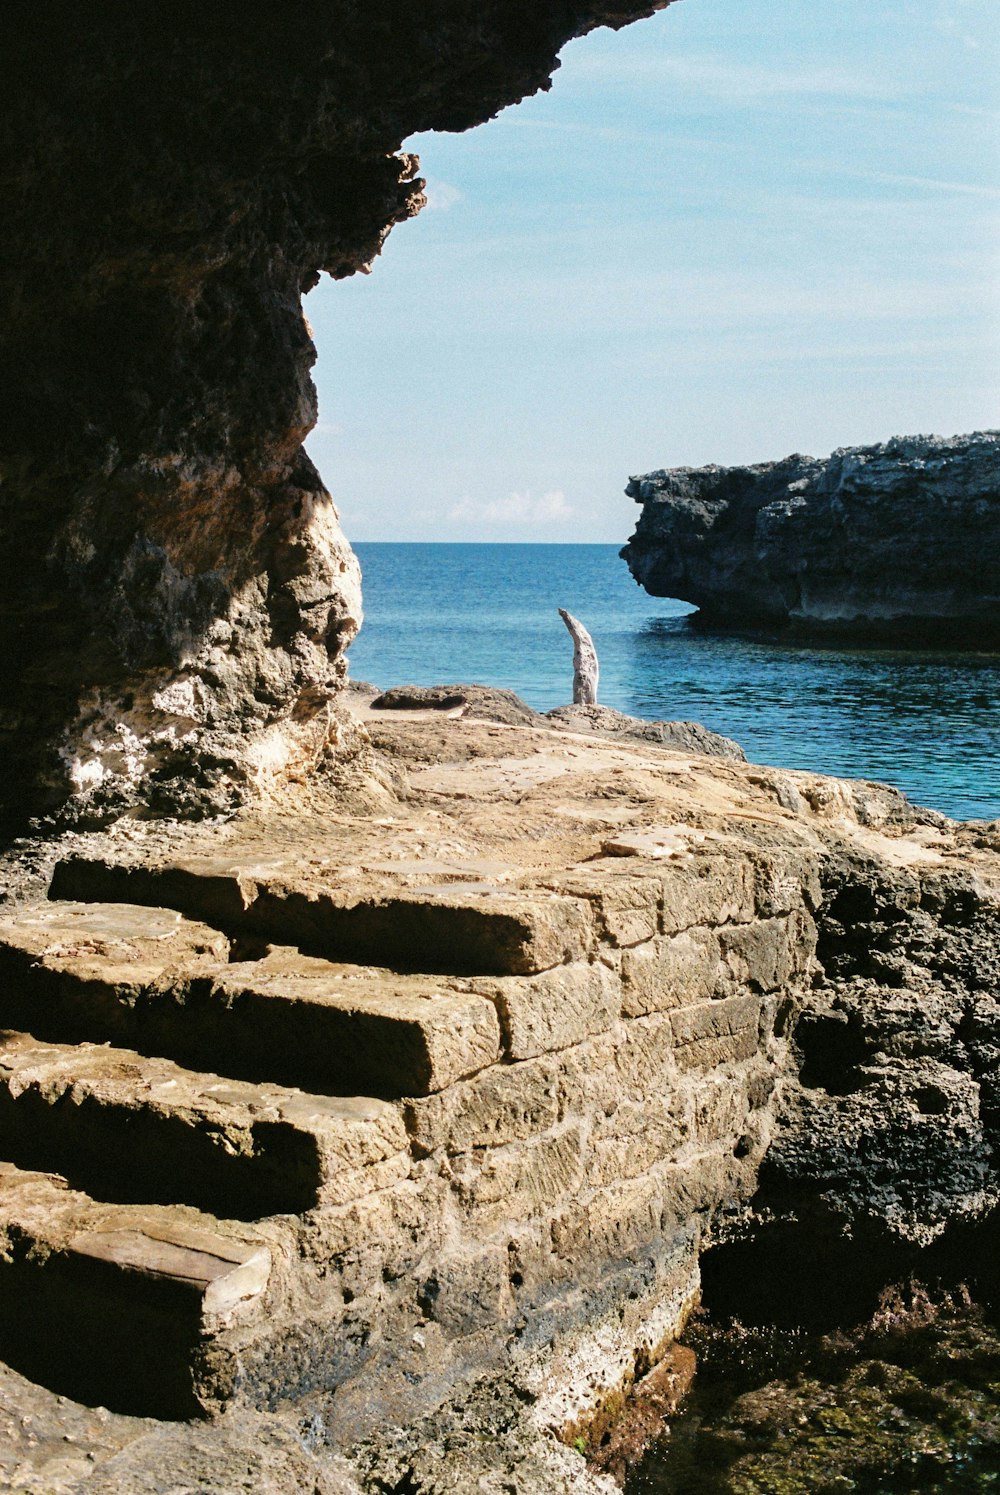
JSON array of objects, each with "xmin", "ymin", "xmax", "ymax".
[
  {"xmin": 622, "ymin": 432, "xmax": 1000, "ymax": 643},
  {"xmin": 0, "ymin": 2, "xmax": 666, "ymax": 829}
]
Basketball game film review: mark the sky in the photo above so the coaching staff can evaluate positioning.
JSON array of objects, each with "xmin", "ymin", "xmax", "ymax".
[{"xmin": 305, "ymin": 0, "xmax": 1000, "ymax": 543}]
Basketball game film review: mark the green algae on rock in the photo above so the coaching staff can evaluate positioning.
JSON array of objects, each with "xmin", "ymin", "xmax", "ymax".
[{"xmin": 626, "ymin": 1289, "xmax": 1000, "ymax": 1495}]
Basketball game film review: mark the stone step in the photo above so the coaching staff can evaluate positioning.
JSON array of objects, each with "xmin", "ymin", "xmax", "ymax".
[
  {"xmin": 0, "ymin": 1030, "xmax": 409, "ymax": 1220},
  {"xmin": 49, "ymin": 852, "xmax": 593, "ymax": 976},
  {"xmin": 0, "ymin": 903, "xmax": 502, "ymax": 1097},
  {"xmin": 0, "ymin": 1161, "xmax": 269, "ymax": 1417}
]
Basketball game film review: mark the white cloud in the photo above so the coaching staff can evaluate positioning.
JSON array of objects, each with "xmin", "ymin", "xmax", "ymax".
[
  {"xmin": 422, "ymin": 177, "xmax": 464, "ymax": 212},
  {"xmin": 950, "ymin": 105, "xmax": 1000, "ymax": 121},
  {"xmin": 932, "ymin": 10, "xmax": 982, "ymax": 50},
  {"xmin": 448, "ymin": 489, "xmax": 573, "ymax": 526},
  {"xmin": 428, "ymin": 260, "xmax": 994, "ymax": 342},
  {"xmin": 503, "ymin": 115, "xmax": 721, "ymax": 153}
]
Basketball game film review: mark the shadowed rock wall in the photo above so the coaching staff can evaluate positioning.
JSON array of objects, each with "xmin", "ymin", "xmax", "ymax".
[
  {"xmin": 0, "ymin": 0, "xmax": 666, "ymax": 829},
  {"xmin": 621, "ymin": 432, "xmax": 1000, "ymax": 642}
]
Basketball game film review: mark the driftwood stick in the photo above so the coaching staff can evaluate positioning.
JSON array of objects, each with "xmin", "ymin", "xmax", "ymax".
[{"xmin": 558, "ymin": 608, "xmax": 599, "ymax": 706}]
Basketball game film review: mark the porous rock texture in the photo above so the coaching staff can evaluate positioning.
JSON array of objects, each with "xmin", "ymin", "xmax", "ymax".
[
  {"xmin": 764, "ymin": 841, "xmax": 1000, "ymax": 1246},
  {"xmin": 621, "ymin": 431, "xmax": 1000, "ymax": 642},
  {"xmin": 0, "ymin": 697, "xmax": 999, "ymax": 1492},
  {"xmin": 0, "ymin": 0, "xmax": 667, "ymax": 831},
  {"xmin": 546, "ymin": 703, "xmax": 745, "ymax": 762},
  {"xmin": 366, "ymin": 684, "xmax": 746, "ymax": 757}
]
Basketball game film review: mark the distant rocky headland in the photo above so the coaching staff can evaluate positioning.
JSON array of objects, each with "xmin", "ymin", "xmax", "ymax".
[{"xmin": 621, "ymin": 431, "xmax": 1000, "ymax": 644}]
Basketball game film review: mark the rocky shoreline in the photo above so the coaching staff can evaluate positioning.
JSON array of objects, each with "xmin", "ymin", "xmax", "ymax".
[
  {"xmin": 621, "ymin": 432, "xmax": 1000, "ymax": 645},
  {"xmin": 3, "ymin": 3, "xmax": 998, "ymax": 1488},
  {"xmin": 0, "ymin": 689, "xmax": 997, "ymax": 1492}
]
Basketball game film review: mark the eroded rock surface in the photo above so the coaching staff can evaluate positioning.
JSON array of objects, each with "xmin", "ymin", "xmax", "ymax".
[
  {"xmin": 361, "ymin": 685, "xmax": 745, "ymax": 758},
  {"xmin": 621, "ymin": 431, "xmax": 1000, "ymax": 642},
  {"xmin": 0, "ymin": 1, "xmax": 667, "ymax": 830},
  {"xmin": 371, "ymin": 684, "xmax": 541, "ymax": 726},
  {"xmin": 763, "ymin": 845, "xmax": 1000, "ymax": 1244},
  {"xmin": 0, "ymin": 706, "xmax": 996, "ymax": 1492},
  {"xmin": 547, "ymin": 704, "xmax": 745, "ymax": 761}
]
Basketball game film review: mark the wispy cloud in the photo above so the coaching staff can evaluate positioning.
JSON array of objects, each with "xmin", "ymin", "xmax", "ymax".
[
  {"xmin": 449, "ymin": 489, "xmax": 573, "ymax": 526},
  {"xmin": 932, "ymin": 9, "xmax": 983, "ymax": 50},
  {"xmin": 950, "ymin": 104, "xmax": 1000, "ymax": 121},
  {"xmin": 414, "ymin": 260, "xmax": 996, "ymax": 342},
  {"xmin": 569, "ymin": 52, "xmax": 902, "ymax": 104},
  {"xmin": 422, "ymin": 177, "xmax": 464, "ymax": 212},
  {"xmin": 502, "ymin": 115, "xmax": 723, "ymax": 153},
  {"xmin": 860, "ymin": 170, "xmax": 1000, "ymax": 199}
]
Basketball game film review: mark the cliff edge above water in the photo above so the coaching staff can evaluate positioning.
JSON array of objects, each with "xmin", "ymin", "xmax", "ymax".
[{"xmin": 621, "ymin": 431, "xmax": 1000, "ymax": 644}]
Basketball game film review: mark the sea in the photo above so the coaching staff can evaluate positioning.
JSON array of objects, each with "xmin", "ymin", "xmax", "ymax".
[{"xmin": 349, "ymin": 543, "xmax": 1000, "ymax": 824}]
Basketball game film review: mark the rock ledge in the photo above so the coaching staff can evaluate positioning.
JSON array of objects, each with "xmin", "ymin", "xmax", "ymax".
[{"xmin": 621, "ymin": 431, "xmax": 1000, "ymax": 644}]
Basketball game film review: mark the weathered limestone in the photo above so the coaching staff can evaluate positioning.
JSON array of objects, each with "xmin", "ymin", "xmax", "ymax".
[
  {"xmin": 0, "ymin": 705, "xmax": 997, "ymax": 1491},
  {"xmin": 0, "ymin": 1032, "xmax": 408, "ymax": 1217},
  {"xmin": 621, "ymin": 431, "xmax": 1000, "ymax": 642},
  {"xmin": 49, "ymin": 860, "xmax": 595, "ymax": 975},
  {"xmin": 760, "ymin": 851, "xmax": 1000, "ymax": 1244},
  {"xmin": 619, "ymin": 927, "xmax": 722, "ymax": 1017},
  {"xmin": 403, "ymin": 1054, "xmax": 563, "ymax": 1157},
  {"xmin": 0, "ymin": 1395, "xmax": 367, "ymax": 1495},
  {"xmin": 0, "ymin": 1162, "xmax": 269, "ymax": 1417},
  {"xmin": 0, "ymin": 899, "xmax": 230, "ymax": 970},
  {"xmin": 547, "ymin": 703, "xmax": 745, "ymax": 760},
  {"xmin": 0, "ymin": 909, "xmax": 502, "ymax": 1098},
  {"xmin": 371, "ymin": 684, "xmax": 540, "ymax": 726},
  {"xmin": 669, "ymin": 992, "xmax": 764, "ymax": 1071},
  {"xmin": 213, "ymin": 957, "xmax": 503, "ymax": 1095},
  {"xmin": 0, "ymin": 715, "xmax": 829, "ymax": 1434},
  {"xmin": 0, "ymin": 2, "xmax": 669, "ymax": 829},
  {"xmin": 559, "ymin": 609, "xmax": 600, "ymax": 706},
  {"xmin": 465, "ymin": 961, "xmax": 622, "ymax": 1061}
]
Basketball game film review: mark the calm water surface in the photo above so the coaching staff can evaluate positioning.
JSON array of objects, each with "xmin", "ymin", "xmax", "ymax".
[{"xmin": 349, "ymin": 544, "xmax": 1000, "ymax": 822}]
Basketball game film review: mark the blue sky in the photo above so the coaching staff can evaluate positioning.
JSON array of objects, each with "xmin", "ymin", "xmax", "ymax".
[{"xmin": 306, "ymin": 0, "xmax": 999, "ymax": 542}]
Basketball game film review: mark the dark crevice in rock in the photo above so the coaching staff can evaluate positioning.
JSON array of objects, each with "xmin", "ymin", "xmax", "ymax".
[
  {"xmin": 700, "ymin": 1212, "xmax": 1000, "ymax": 1338},
  {"xmin": 794, "ymin": 1010, "xmax": 868, "ymax": 1096}
]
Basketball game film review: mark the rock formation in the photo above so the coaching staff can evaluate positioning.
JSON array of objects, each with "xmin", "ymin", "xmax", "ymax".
[
  {"xmin": 0, "ymin": 1, "xmax": 668, "ymax": 831},
  {"xmin": 0, "ymin": 700, "xmax": 998, "ymax": 1491},
  {"xmin": 6, "ymin": 9, "xmax": 1000, "ymax": 1491},
  {"xmin": 363, "ymin": 682, "xmax": 745, "ymax": 755},
  {"xmin": 559, "ymin": 610, "xmax": 600, "ymax": 705},
  {"xmin": 546, "ymin": 702, "xmax": 745, "ymax": 761},
  {"xmin": 621, "ymin": 432, "xmax": 1000, "ymax": 642}
]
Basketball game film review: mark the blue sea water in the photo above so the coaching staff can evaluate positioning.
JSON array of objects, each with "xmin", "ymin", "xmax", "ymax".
[{"xmin": 349, "ymin": 543, "xmax": 1000, "ymax": 823}]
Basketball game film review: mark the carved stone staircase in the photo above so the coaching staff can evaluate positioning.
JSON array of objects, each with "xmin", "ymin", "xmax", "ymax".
[
  {"xmin": 0, "ymin": 818, "xmax": 812, "ymax": 1428},
  {"xmin": 0, "ymin": 860, "xmax": 602, "ymax": 1419}
]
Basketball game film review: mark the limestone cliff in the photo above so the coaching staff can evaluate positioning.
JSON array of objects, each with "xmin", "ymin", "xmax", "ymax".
[
  {"xmin": 0, "ymin": 1, "xmax": 666, "ymax": 830},
  {"xmin": 621, "ymin": 432, "xmax": 1000, "ymax": 642}
]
